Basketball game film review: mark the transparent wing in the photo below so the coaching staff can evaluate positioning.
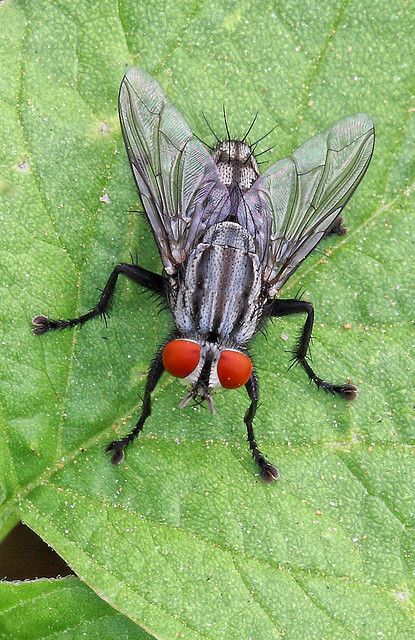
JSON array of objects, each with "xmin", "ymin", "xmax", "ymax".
[
  {"xmin": 119, "ymin": 67, "xmax": 230, "ymax": 275},
  {"xmin": 237, "ymin": 113, "xmax": 375, "ymax": 295}
]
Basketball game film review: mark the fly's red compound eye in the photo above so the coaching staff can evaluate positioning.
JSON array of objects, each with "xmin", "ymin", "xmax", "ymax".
[
  {"xmin": 217, "ymin": 349, "xmax": 253, "ymax": 389},
  {"xmin": 162, "ymin": 339, "xmax": 201, "ymax": 378}
]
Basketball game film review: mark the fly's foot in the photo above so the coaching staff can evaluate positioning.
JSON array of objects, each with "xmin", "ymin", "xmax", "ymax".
[
  {"xmin": 336, "ymin": 383, "xmax": 358, "ymax": 400},
  {"xmin": 325, "ymin": 214, "xmax": 347, "ymax": 237},
  {"xmin": 317, "ymin": 379, "xmax": 358, "ymax": 400},
  {"xmin": 105, "ymin": 440, "xmax": 126, "ymax": 465},
  {"xmin": 258, "ymin": 458, "xmax": 279, "ymax": 483},
  {"xmin": 32, "ymin": 315, "xmax": 64, "ymax": 334}
]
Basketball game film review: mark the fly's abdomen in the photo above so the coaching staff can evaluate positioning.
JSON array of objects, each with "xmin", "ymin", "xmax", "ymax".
[
  {"xmin": 213, "ymin": 140, "xmax": 259, "ymax": 210},
  {"xmin": 174, "ymin": 222, "xmax": 263, "ymax": 343}
]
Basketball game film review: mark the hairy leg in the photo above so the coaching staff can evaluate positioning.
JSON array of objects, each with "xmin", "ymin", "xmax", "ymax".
[
  {"xmin": 32, "ymin": 263, "xmax": 165, "ymax": 334},
  {"xmin": 106, "ymin": 348, "xmax": 165, "ymax": 464},
  {"xmin": 269, "ymin": 298, "xmax": 357, "ymax": 399},
  {"xmin": 245, "ymin": 374, "xmax": 279, "ymax": 482}
]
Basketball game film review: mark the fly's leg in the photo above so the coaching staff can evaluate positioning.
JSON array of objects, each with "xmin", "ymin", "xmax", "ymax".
[
  {"xmin": 32, "ymin": 263, "xmax": 165, "ymax": 334},
  {"xmin": 106, "ymin": 349, "xmax": 165, "ymax": 464},
  {"xmin": 269, "ymin": 299, "xmax": 357, "ymax": 399},
  {"xmin": 245, "ymin": 375, "xmax": 279, "ymax": 482},
  {"xmin": 324, "ymin": 213, "xmax": 347, "ymax": 237}
]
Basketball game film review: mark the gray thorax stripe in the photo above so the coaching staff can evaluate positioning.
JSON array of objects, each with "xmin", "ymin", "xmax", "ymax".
[{"xmin": 173, "ymin": 222, "xmax": 263, "ymax": 343}]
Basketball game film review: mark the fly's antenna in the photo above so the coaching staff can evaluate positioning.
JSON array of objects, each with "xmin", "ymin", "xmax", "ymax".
[
  {"xmin": 251, "ymin": 124, "xmax": 278, "ymax": 152},
  {"xmin": 202, "ymin": 112, "xmax": 221, "ymax": 144},
  {"xmin": 241, "ymin": 112, "xmax": 258, "ymax": 142}
]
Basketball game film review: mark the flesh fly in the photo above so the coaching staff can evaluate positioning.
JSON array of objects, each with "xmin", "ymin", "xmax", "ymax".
[{"xmin": 33, "ymin": 68, "xmax": 375, "ymax": 481}]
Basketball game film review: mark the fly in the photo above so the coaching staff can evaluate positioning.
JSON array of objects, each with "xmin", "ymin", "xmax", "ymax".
[{"xmin": 33, "ymin": 68, "xmax": 375, "ymax": 482}]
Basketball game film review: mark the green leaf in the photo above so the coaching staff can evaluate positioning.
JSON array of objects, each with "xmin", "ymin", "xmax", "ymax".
[
  {"xmin": 1, "ymin": 0, "xmax": 414, "ymax": 639},
  {"xmin": 0, "ymin": 577, "xmax": 154, "ymax": 639}
]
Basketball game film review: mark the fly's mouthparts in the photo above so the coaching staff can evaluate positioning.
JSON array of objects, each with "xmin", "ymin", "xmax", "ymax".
[
  {"xmin": 178, "ymin": 391, "xmax": 193, "ymax": 410},
  {"xmin": 206, "ymin": 394, "xmax": 216, "ymax": 415},
  {"xmin": 179, "ymin": 387, "xmax": 216, "ymax": 415}
]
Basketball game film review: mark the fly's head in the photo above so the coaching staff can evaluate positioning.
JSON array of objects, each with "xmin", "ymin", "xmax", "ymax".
[
  {"xmin": 162, "ymin": 337, "xmax": 253, "ymax": 413},
  {"xmin": 213, "ymin": 140, "xmax": 259, "ymax": 193}
]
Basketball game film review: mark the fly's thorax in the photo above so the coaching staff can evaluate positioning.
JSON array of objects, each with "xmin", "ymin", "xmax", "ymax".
[
  {"xmin": 173, "ymin": 221, "xmax": 265, "ymax": 343},
  {"xmin": 213, "ymin": 140, "xmax": 259, "ymax": 193},
  {"xmin": 162, "ymin": 337, "xmax": 253, "ymax": 391}
]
